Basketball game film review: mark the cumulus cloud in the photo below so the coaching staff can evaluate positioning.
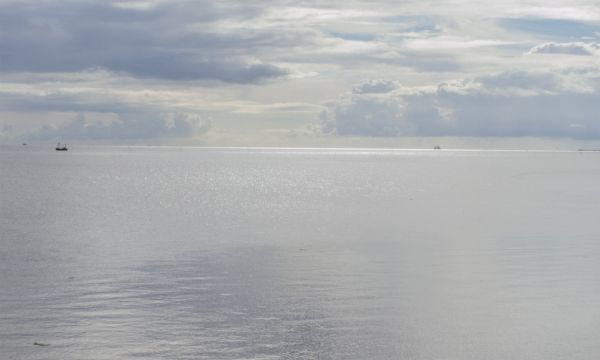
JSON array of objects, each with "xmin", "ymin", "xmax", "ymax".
[
  {"xmin": 28, "ymin": 112, "xmax": 211, "ymax": 141},
  {"xmin": 321, "ymin": 96, "xmax": 405, "ymax": 136},
  {"xmin": 321, "ymin": 70, "xmax": 600, "ymax": 138},
  {"xmin": 528, "ymin": 42, "xmax": 600, "ymax": 56}
]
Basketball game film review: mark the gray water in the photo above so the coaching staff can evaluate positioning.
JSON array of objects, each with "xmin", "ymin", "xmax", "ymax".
[{"xmin": 1, "ymin": 146, "xmax": 599, "ymax": 359}]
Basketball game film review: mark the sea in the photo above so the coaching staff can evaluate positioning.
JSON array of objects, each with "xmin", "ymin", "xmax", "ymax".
[{"xmin": 1, "ymin": 146, "xmax": 599, "ymax": 359}]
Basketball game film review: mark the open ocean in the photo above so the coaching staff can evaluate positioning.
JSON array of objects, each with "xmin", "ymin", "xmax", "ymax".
[{"xmin": 1, "ymin": 146, "xmax": 600, "ymax": 359}]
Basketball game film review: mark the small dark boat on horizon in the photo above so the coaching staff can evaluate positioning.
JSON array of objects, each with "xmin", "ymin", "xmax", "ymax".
[{"xmin": 55, "ymin": 142, "xmax": 68, "ymax": 151}]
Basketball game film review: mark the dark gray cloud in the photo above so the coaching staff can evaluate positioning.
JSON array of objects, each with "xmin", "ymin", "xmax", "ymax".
[
  {"xmin": 322, "ymin": 71, "xmax": 600, "ymax": 138},
  {"xmin": 0, "ymin": 1, "xmax": 287, "ymax": 83},
  {"xmin": 0, "ymin": 1, "xmax": 464, "ymax": 84},
  {"xmin": 28, "ymin": 112, "xmax": 211, "ymax": 141}
]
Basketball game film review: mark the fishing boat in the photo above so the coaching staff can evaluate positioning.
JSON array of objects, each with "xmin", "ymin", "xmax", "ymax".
[{"xmin": 55, "ymin": 142, "xmax": 68, "ymax": 151}]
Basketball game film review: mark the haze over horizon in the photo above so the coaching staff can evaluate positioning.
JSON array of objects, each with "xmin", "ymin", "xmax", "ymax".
[{"xmin": 2, "ymin": 0, "xmax": 600, "ymax": 147}]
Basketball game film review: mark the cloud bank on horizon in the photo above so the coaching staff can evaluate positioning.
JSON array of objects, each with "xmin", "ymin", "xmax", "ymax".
[{"xmin": 1, "ymin": 0, "xmax": 600, "ymax": 142}]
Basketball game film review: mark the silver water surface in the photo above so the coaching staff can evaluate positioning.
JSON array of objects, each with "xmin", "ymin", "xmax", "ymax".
[{"xmin": 1, "ymin": 146, "xmax": 600, "ymax": 359}]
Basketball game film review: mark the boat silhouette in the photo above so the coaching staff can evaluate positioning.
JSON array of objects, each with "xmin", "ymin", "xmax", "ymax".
[{"xmin": 55, "ymin": 142, "xmax": 68, "ymax": 151}]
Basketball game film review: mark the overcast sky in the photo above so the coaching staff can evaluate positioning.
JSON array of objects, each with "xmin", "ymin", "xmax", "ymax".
[{"xmin": 2, "ymin": 0, "xmax": 600, "ymax": 146}]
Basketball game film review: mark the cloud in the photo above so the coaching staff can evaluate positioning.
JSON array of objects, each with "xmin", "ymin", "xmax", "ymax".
[
  {"xmin": 110, "ymin": 58, "xmax": 287, "ymax": 83},
  {"xmin": 528, "ymin": 42, "xmax": 600, "ymax": 55},
  {"xmin": 321, "ymin": 96, "xmax": 405, "ymax": 136},
  {"xmin": 0, "ymin": 88, "xmax": 139, "ymax": 114},
  {"xmin": 3, "ymin": 1, "xmax": 600, "ymax": 144},
  {"xmin": 28, "ymin": 112, "xmax": 211, "ymax": 141},
  {"xmin": 0, "ymin": 1, "xmax": 287, "ymax": 83},
  {"xmin": 330, "ymin": 32, "xmax": 378, "ymax": 41},
  {"xmin": 352, "ymin": 80, "xmax": 398, "ymax": 94},
  {"xmin": 321, "ymin": 70, "xmax": 600, "ymax": 138},
  {"xmin": 476, "ymin": 71, "xmax": 560, "ymax": 92},
  {"xmin": 0, "ymin": 124, "xmax": 14, "ymax": 142}
]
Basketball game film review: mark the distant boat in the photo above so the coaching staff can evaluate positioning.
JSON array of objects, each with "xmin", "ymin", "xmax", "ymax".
[
  {"xmin": 55, "ymin": 142, "xmax": 68, "ymax": 151},
  {"xmin": 434, "ymin": 145, "xmax": 441, "ymax": 150}
]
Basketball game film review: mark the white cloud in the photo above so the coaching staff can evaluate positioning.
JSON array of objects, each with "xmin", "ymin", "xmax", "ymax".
[
  {"xmin": 528, "ymin": 42, "xmax": 600, "ymax": 55},
  {"xmin": 404, "ymin": 37, "xmax": 514, "ymax": 51},
  {"xmin": 352, "ymin": 80, "xmax": 398, "ymax": 94}
]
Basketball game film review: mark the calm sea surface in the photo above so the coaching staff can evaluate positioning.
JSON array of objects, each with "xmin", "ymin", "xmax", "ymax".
[{"xmin": 1, "ymin": 146, "xmax": 599, "ymax": 359}]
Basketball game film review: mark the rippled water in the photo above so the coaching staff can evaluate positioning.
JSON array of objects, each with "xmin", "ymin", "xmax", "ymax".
[{"xmin": 1, "ymin": 146, "xmax": 600, "ymax": 359}]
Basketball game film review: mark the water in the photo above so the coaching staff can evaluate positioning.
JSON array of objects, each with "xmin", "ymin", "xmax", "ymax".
[{"xmin": 1, "ymin": 146, "xmax": 599, "ymax": 359}]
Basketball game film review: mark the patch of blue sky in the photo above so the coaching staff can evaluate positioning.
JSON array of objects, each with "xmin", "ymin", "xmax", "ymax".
[
  {"xmin": 499, "ymin": 18, "xmax": 600, "ymax": 39},
  {"xmin": 329, "ymin": 32, "xmax": 378, "ymax": 41}
]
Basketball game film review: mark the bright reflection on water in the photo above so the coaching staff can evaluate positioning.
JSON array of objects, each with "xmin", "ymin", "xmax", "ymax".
[{"xmin": 1, "ymin": 146, "xmax": 600, "ymax": 359}]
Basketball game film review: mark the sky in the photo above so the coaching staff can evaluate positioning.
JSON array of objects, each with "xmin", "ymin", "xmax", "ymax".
[{"xmin": 1, "ymin": 0, "xmax": 600, "ymax": 147}]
